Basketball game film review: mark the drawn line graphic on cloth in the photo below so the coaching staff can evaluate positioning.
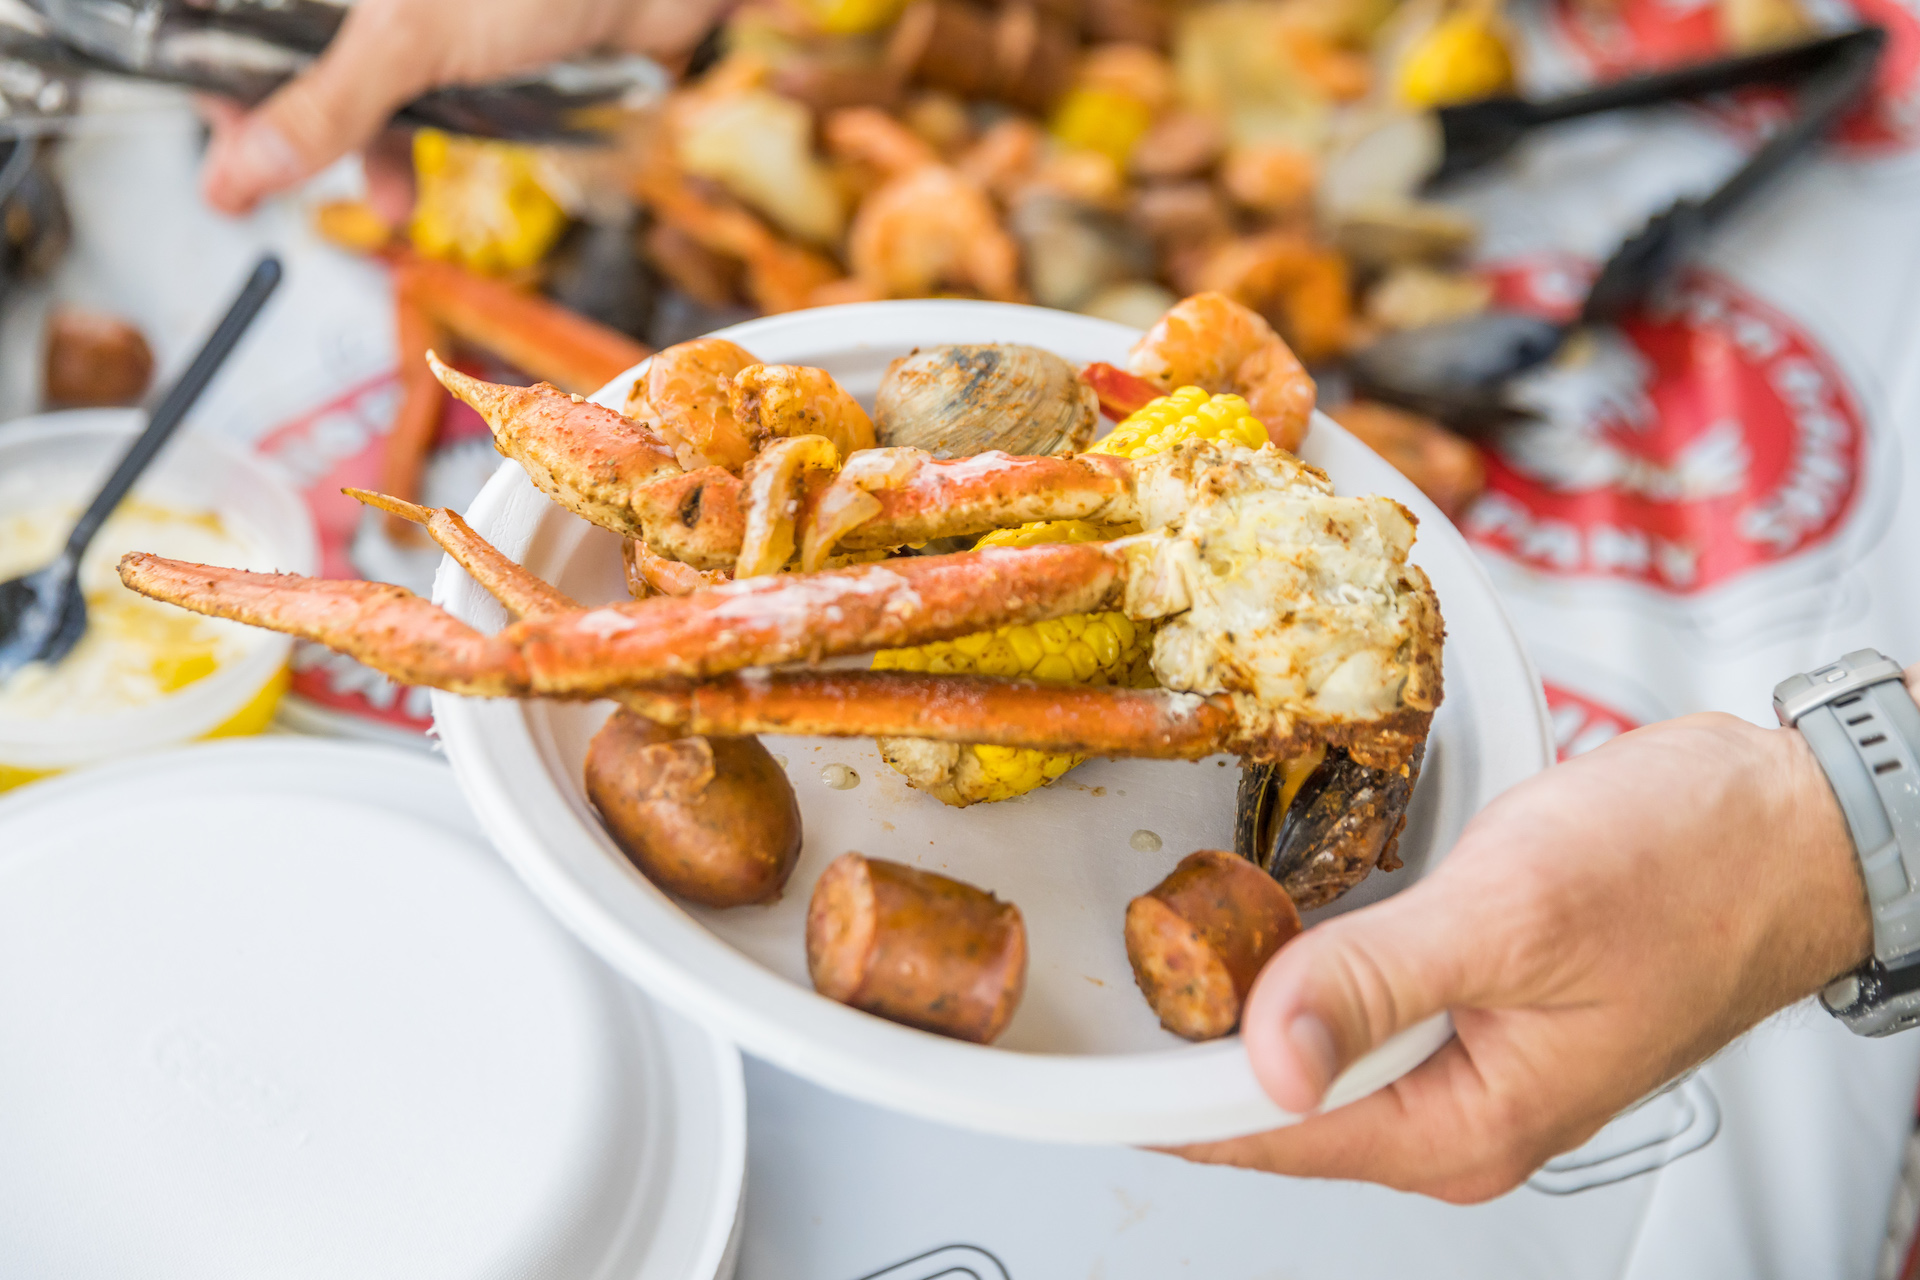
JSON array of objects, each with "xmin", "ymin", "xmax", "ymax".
[
  {"xmin": 1549, "ymin": 0, "xmax": 1920, "ymax": 154},
  {"xmin": 851, "ymin": 1243, "xmax": 1012, "ymax": 1280},
  {"xmin": 1545, "ymin": 681, "xmax": 1645, "ymax": 760},
  {"xmin": 1463, "ymin": 259, "xmax": 1867, "ymax": 594},
  {"xmin": 252, "ymin": 370, "xmax": 498, "ymax": 738},
  {"xmin": 1529, "ymin": 1074, "xmax": 1722, "ymax": 1194}
]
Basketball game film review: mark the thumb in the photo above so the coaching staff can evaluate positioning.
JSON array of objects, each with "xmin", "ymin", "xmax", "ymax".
[
  {"xmin": 202, "ymin": 7, "xmax": 430, "ymax": 215},
  {"xmin": 1242, "ymin": 877, "xmax": 1488, "ymax": 1114}
]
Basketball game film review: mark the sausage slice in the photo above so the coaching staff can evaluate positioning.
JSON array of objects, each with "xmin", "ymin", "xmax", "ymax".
[
  {"xmin": 1125, "ymin": 849, "xmax": 1303, "ymax": 1041},
  {"xmin": 806, "ymin": 853, "xmax": 1028, "ymax": 1044}
]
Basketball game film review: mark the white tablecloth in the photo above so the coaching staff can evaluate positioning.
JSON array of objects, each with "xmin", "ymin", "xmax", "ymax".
[{"xmin": 17, "ymin": 82, "xmax": 1920, "ymax": 1279}]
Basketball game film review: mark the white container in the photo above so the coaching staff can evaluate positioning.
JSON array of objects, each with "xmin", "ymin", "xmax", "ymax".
[
  {"xmin": 0, "ymin": 410, "xmax": 318, "ymax": 784},
  {"xmin": 0, "ymin": 738, "xmax": 745, "ymax": 1279},
  {"xmin": 431, "ymin": 301, "xmax": 1555, "ymax": 1145}
]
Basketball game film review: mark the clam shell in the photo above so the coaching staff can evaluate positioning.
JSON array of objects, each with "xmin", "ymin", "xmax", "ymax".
[{"xmin": 874, "ymin": 343, "xmax": 1098, "ymax": 458}]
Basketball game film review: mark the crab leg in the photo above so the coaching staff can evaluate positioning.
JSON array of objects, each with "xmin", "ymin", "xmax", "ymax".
[
  {"xmin": 347, "ymin": 489, "xmax": 578, "ymax": 619},
  {"xmin": 654, "ymin": 672, "xmax": 1237, "ymax": 758},
  {"xmin": 429, "ymin": 355, "xmax": 680, "ymax": 538},
  {"xmin": 511, "ymin": 542, "xmax": 1123, "ymax": 694},
  {"xmin": 119, "ymin": 540, "xmax": 1124, "ymax": 697},
  {"xmin": 813, "ymin": 450, "xmax": 1137, "ymax": 556},
  {"xmin": 118, "ymin": 554, "xmax": 528, "ymax": 696},
  {"xmin": 345, "ymin": 489, "xmax": 1223, "ymax": 757},
  {"xmin": 432, "ymin": 361, "xmax": 1148, "ymax": 571}
]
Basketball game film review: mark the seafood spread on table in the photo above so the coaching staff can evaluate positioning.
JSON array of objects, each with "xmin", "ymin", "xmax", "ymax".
[{"xmin": 116, "ymin": 289, "xmax": 1443, "ymax": 1047}]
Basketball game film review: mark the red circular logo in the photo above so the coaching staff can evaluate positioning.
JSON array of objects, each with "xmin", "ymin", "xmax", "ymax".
[
  {"xmin": 1544, "ymin": 681, "xmax": 1642, "ymax": 759},
  {"xmin": 1463, "ymin": 257, "xmax": 1866, "ymax": 592},
  {"xmin": 1550, "ymin": 0, "xmax": 1920, "ymax": 153}
]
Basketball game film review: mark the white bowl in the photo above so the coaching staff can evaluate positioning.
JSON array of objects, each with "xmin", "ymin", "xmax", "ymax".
[
  {"xmin": 432, "ymin": 301, "xmax": 1553, "ymax": 1145},
  {"xmin": 0, "ymin": 411, "xmax": 318, "ymax": 782}
]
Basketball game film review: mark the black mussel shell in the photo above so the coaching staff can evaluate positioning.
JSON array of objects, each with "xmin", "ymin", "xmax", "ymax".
[{"xmin": 1235, "ymin": 745, "xmax": 1425, "ymax": 911}]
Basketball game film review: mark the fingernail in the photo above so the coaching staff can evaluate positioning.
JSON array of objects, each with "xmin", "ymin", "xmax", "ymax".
[{"xmin": 1287, "ymin": 1012, "xmax": 1339, "ymax": 1106}]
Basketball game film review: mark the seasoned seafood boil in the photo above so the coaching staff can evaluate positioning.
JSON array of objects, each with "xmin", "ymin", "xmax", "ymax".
[{"xmin": 116, "ymin": 292, "xmax": 1443, "ymax": 1044}]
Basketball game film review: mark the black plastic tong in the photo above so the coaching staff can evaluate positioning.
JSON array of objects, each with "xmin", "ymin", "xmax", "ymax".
[{"xmin": 1348, "ymin": 26, "xmax": 1887, "ymax": 431}]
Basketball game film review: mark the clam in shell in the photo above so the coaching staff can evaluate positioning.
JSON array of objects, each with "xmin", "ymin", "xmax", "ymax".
[{"xmin": 875, "ymin": 343, "xmax": 1099, "ymax": 458}]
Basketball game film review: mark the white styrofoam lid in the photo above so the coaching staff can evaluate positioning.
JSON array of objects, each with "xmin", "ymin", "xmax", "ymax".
[{"xmin": 0, "ymin": 739, "xmax": 743, "ymax": 1280}]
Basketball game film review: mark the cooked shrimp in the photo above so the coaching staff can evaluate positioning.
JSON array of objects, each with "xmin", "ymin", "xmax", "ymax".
[
  {"xmin": 1191, "ymin": 233, "xmax": 1352, "ymax": 367},
  {"xmin": 849, "ymin": 167, "xmax": 1024, "ymax": 301},
  {"xmin": 1127, "ymin": 291, "xmax": 1318, "ymax": 452},
  {"xmin": 829, "ymin": 108, "xmax": 1024, "ymax": 302},
  {"xmin": 730, "ymin": 363, "xmax": 877, "ymax": 459},
  {"xmin": 957, "ymin": 117, "xmax": 1045, "ymax": 200},
  {"xmin": 636, "ymin": 140, "xmax": 840, "ymax": 315},
  {"xmin": 827, "ymin": 106, "xmax": 943, "ymax": 179},
  {"xmin": 628, "ymin": 337, "xmax": 760, "ymax": 472}
]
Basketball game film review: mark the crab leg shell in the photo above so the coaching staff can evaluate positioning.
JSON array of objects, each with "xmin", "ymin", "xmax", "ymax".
[
  {"xmin": 805, "ymin": 450, "xmax": 1138, "ymax": 558},
  {"xmin": 118, "ymin": 553, "xmax": 529, "ymax": 696},
  {"xmin": 625, "ymin": 537, "xmax": 729, "ymax": 598},
  {"xmin": 347, "ymin": 489, "xmax": 580, "ymax": 620},
  {"xmin": 398, "ymin": 253, "xmax": 649, "ymax": 396},
  {"xmin": 627, "ymin": 466, "xmax": 748, "ymax": 571},
  {"xmin": 429, "ymin": 354, "xmax": 680, "ymax": 538},
  {"xmin": 512, "ymin": 541, "xmax": 1125, "ymax": 695},
  {"xmin": 645, "ymin": 671, "xmax": 1237, "ymax": 758},
  {"xmin": 121, "ymin": 540, "xmax": 1126, "ymax": 700}
]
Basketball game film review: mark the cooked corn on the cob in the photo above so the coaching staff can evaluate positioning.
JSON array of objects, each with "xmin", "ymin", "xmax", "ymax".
[{"xmin": 875, "ymin": 388, "xmax": 1267, "ymax": 806}]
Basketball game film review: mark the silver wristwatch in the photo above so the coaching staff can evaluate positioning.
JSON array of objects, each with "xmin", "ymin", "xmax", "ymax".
[{"xmin": 1773, "ymin": 650, "xmax": 1920, "ymax": 1037}]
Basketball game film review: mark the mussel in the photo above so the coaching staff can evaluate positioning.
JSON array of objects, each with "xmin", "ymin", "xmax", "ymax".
[
  {"xmin": 874, "ymin": 343, "xmax": 1098, "ymax": 458},
  {"xmin": 1234, "ymin": 744, "xmax": 1425, "ymax": 910}
]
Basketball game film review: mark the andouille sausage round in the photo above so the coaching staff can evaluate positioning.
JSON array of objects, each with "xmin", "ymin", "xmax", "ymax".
[
  {"xmin": 585, "ymin": 708, "xmax": 802, "ymax": 907},
  {"xmin": 1125, "ymin": 849, "xmax": 1303, "ymax": 1041},
  {"xmin": 806, "ymin": 853, "xmax": 1028, "ymax": 1044}
]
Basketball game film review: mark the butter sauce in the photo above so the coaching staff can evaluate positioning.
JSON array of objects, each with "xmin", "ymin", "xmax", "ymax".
[{"xmin": 0, "ymin": 500, "xmax": 269, "ymax": 718}]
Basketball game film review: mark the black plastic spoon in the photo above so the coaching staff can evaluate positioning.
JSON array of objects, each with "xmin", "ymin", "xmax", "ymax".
[
  {"xmin": 0, "ymin": 254, "xmax": 282, "ymax": 682},
  {"xmin": 1347, "ymin": 26, "xmax": 1884, "ymax": 431}
]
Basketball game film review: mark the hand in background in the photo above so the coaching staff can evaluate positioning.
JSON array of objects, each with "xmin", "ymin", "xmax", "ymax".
[
  {"xmin": 1171, "ymin": 683, "xmax": 1910, "ymax": 1202},
  {"xmin": 200, "ymin": 0, "xmax": 735, "ymax": 215}
]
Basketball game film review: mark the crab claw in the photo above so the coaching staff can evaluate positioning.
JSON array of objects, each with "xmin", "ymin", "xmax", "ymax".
[{"xmin": 118, "ymin": 553, "xmax": 529, "ymax": 696}]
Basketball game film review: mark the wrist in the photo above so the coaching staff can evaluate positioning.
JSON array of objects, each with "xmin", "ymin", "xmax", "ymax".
[
  {"xmin": 1758, "ymin": 721, "xmax": 1866, "ymax": 990},
  {"xmin": 1766, "ymin": 715, "xmax": 1874, "ymax": 987}
]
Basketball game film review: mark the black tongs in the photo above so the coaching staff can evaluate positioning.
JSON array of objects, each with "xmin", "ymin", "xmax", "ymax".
[
  {"xmin": 1348, "ymin": 26, "xmax": 1887, "ymax": 431},
  {"xmin": 4, "ymin": 0, "xmax": 668, "ymax": 140}
]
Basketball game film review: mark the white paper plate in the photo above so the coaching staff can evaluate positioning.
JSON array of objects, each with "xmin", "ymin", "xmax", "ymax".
[
  {"xmin": 0, "ymin": 739, "xmax": 744, "ymax": 1279},
  {"xmin": 432, "ymin": 301, "xmax": 1552, "ymax": 1145}
]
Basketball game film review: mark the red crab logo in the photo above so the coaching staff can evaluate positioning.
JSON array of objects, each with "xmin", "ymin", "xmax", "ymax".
[
  {"xmin": 254, "ymin": 373, "xmax": 497, "ymax": 734},
  {"xmin": 1463, "ymin": 255, "xmax": 1866, "ymax": 592},
  {"xmin": 1544, "ymin": 681, "xmax": 1642, "ymax": 759},
  {"xmin": 1550, "ymin": 0, "xmax": 1920, "ymax": 153}
]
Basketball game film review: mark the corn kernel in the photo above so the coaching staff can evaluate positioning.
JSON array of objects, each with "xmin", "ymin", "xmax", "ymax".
[
  {"xmin": 1041, "ymin": 753, "xmax": 1077, "ymax": 779},
  {"xmin": 1109, "ymin": 613, "xmax": 1137, "ymax": 648},
  {"xmin": 1033, "ymin": 653, "xmax": 1075, "ymax": 682},
  {"xmin": 1066, "ymin": 640, "xmax": 1099, "ymax": 681},
  {"xmin": 978, "ymin": 640, "xmax": 1022, "ymax": 677},
  {"xmin": 1084, "ymin": 619, "xmax": 1121, "ymax": 666},
  {"xmin": 1035, "ymin": 619, "xmax": 1071, "ymax": 653},
  {"xmin": 1007, "ymin": 628, "xmax": 1045, "ymax": 669},
  {"xmin": 928, "ymin": 649, "xmax": 963, "ymax": 674},
  {"xmin": 953, "ymin": 631, "xmax": 992, "ymax": 657}
]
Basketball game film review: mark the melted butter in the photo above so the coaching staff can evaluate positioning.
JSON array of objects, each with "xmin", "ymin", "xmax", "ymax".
[{"xmin": 0, "ymin": 499, "xmax": 269, "ymax": 719}]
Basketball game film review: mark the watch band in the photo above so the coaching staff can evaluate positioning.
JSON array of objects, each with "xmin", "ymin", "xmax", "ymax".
[{"xmin": 1772, "ymin": 649, "xmax": 1920, "ymax": 1037}]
